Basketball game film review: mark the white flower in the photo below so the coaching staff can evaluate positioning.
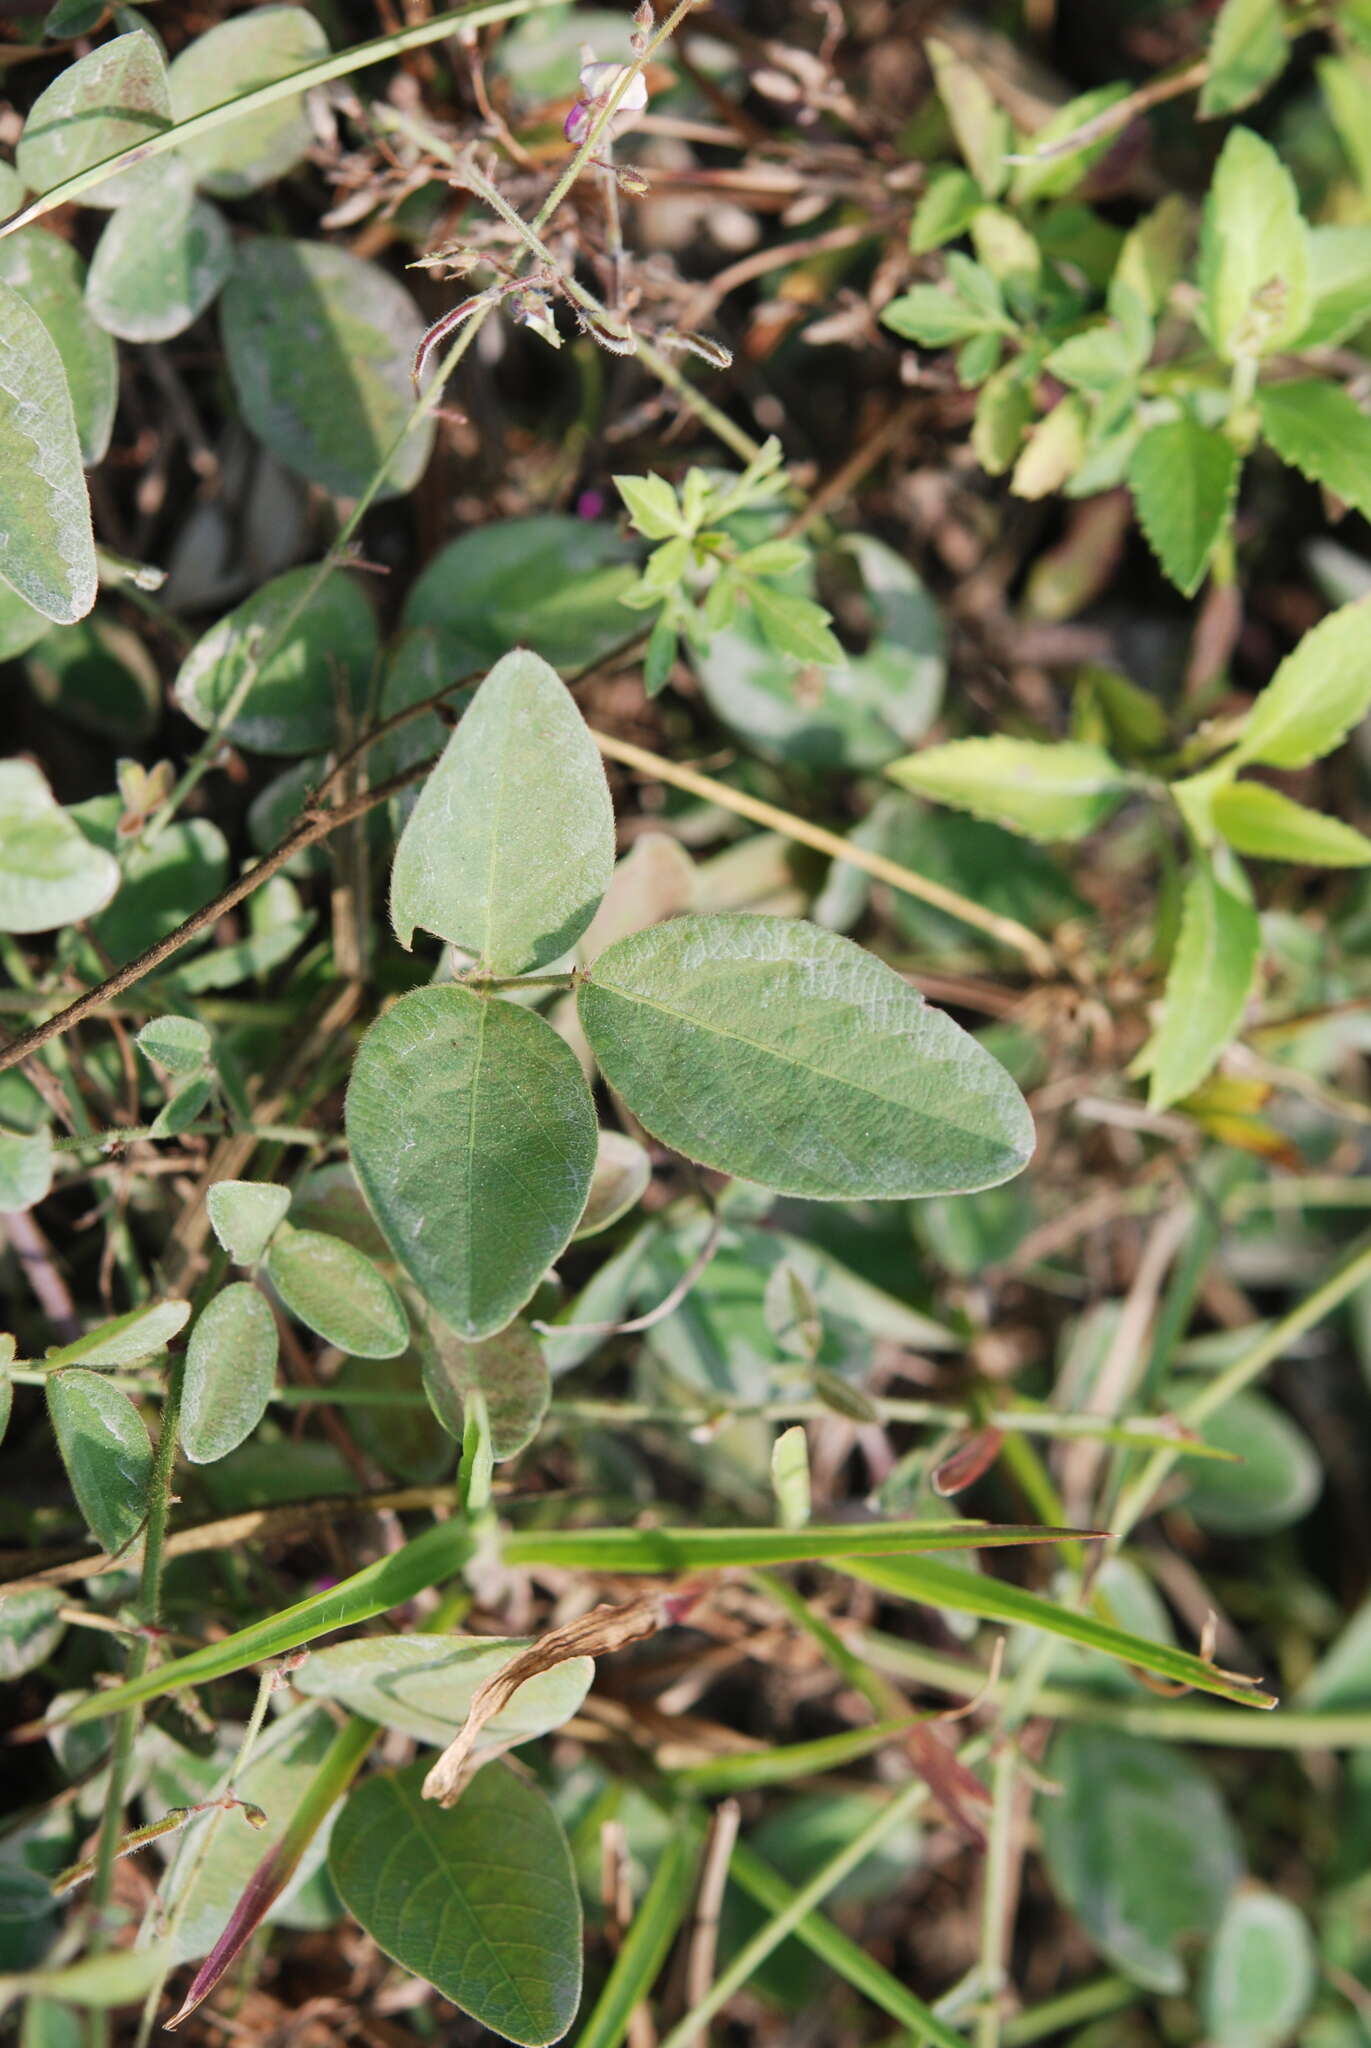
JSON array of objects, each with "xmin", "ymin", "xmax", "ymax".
[{"xmin": 564, "ymin": 56, "xmax": 650, "ymax": 144}]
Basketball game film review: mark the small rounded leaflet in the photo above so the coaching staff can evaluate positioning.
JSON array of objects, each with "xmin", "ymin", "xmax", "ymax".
[{"xmin": 181, "ymin": 1283, "xmax": 279, "ymax": 1465}]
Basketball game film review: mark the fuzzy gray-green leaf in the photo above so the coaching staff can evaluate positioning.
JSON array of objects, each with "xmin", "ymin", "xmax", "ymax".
[
  {"xmin": 181, "ymin": 1284, "xmax": 279, "ymax": 1465},
  {"xmin": 266, "ymin": 1225, "xmax": 409, "ymax": 1359},
  {"xmin": 47, "ymin": 1369, "xmax": 153, "ymax": 1553},
  {"xmin": 0, "ymin": 280, "xmax": 97, "ymax": 624},
  {"xmin": 345, "ymin": 985, "xmax": 597, "ymax": 1341},
  {"xmin": 329, "ymin": 1761, "xmax": 582, "ymax": 2048},
  {"xmin": 390, "ymin": 648, "xmax": 615, "ymax": 972},
  {"xmin": 577, "ymin": 915, "xmax": 1034, "ymax": 1200}
]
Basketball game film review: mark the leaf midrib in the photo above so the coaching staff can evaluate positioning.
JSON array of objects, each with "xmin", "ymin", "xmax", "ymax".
[{"xmin": 583, "ymin": 967, "xmax": 1015, "ymax": 1153}]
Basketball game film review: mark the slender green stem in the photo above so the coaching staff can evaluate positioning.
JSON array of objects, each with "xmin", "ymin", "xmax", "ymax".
[
  {"xmin": 1111, "ymin": 1227, "xmax": 1371, "ymax": 1545},
  {"xmin": 655, "ymin": 1779, "xmax": 928, "ymax": 2048},
  {"xmin": 857, "ymin": 1626, "xmax": 1371, "ymax": 1749},
  {"xmin": 84, "ymin": 1250, "xmax": 227, "ymax": 1950},
  {"xmin": 1002, "ymin": 1975, "xmax": 1137, "ymax": 2046},
  {"xmin": 50, "ymin": 1119, "xmax": 325, "ymax": 1155}
]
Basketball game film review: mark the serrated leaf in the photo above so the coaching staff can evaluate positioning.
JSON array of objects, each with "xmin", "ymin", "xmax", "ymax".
[
  {"xmin": 0, "ymin": 761, "xmax": 118, "ymax": 933},
  {"xmin": 886, "ymin": 735, "xmax": 1129, "ymax": 841},
  {"xmin": 1145, "ymin": 858, "xmax": 1260, "ymax": 1110},
  {"xmin": 881, "ymin": 284, "xmax": 998, "ymax": 348},
  {"xmin": 911, "ymin": 167, "xmax": 983, "ymax": 253},
  {"xmin": 1128, "ymin": 419, "xmax": 1239, "ymax": 596},
  {"xmin": 1009, "ymin": 396, "xmax": 1088, "ymax": 500},
  {"xmin": 1213, "ymin": 780, "xmax": 1371, "ymax": 865},
  {"xmin": 46, "ymin": 1298, "xmax": 189, "ymax": 1368},
  {"xmin": 745, "ymin": 581, "xmax": 844, "ymax": 665},
  {"xmin": 0, "ymin": 228, "xmax": 115, "ymax": 464},
  {"xmin": 181, "ymin": 1283, "xmax": 278, "ymax": 1465},
  {"xmin": 0, "ymin": 1125, "xmax": 53, "ymax": 1212},
  {"xmin": 15, "ymin": 31, "xmax": 171, "ymax": 208},
  {"xmin": 1200, "ymin": 0, "xmax": 1288, "ymax": 117},
  {"xmin": 206, "ymin": 1180, "xmax": 292, "ymax": 1265},
  {"xmin": 173, "ymin": 565, "xmax": 379, "ymax": 756},
  {"xmin": 1234, "ymin": 596, "xmax": 1371, "ymax": 767},
  {"xmin": 346, "ymin": 985, "xmax": 598, "ymax": 1341},
  {"xmin": 46, "ymin": 1369, "xmax": 152, "ymax": 1553},
  {"xmin": 1197, "ymin": 126, "xmax": 1310, "ymax": 360},
  {"xmin": 577, "ymin": 914, "xmax": 1034, "ymax": 1200},
  {"xmin": 85, "ymin": 167, "xmax": 233, "ymax": 343},
  {"xmin": 265, "ymin": 1225, "xmax": 409, "ymax": 1359},
  {"xmin": 574, "ymin": 1129, "xmax": 652, "ymax": 1237},
  {"xmin": 1297, "ymin": 224, "xmax": 1371, "ymax": 347},
  {"xmin": 1040, "ymin": 1727, "xmax": 1241, "ymax": 1992},
  {"xmin": 1201, "ymin": 1889, "xmax": 1316, "ymax": 2048},
  {"xmin": 329, "ymin": 1761, "xmax": 582, "ymax": 2048},
  {"xmin": 614, "ymin": 472, "xmax": 683, "ymax": 539},
  {"xmin": 1256, "ymin": 378, "xmax": 1371, "ymax": 526},
  {"xmin": 1009, "ymin": 84, "xmax": 1131, "ymax": 203},
  {"xmin": 390, "ymin": 648, "xmax": 614, "ymax": 971},
  {"xmin": 166, "ymin": 5, "xmax": 330, "ymax": 197},
  {"xmin": 926, "ymin": 37, "xmax": 1011, "ymax": 197},
  {"xmin": 422, "ymin": 1315, "xmax": 549, "ymax": 1459},
  {"xmin": 0, "ymin": 280, "xmax": 97, "ymax": 624},
  {"xmin": 296, "ymin": 1634, "xmax": 592, "ymax": 1748},
  {"xmin": 136, "ymin": 1014, "xmax": 212, "ymax": 1075},
  {"xmin": 222, "ymin": 239, "xmax": 434, "ymax": 500}
]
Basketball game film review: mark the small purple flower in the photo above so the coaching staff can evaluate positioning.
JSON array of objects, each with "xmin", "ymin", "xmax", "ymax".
[{"xmin": 564, "ymin": 57, "xmax": 650, "ymax": 145}]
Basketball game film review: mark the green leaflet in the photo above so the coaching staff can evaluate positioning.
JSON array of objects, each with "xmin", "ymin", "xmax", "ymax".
[
  {"xmin": 1212, "ymin": 780, "xmax": 1371, "ymax": 866},
  {"xmin": 136, "ymin": 1015, "xmax": 212, "ymax": 1075},
  {"xmin": 329, "ymin": 1761, "xmax": 583, "ymax": 2048},
  {"xmin": 573, "ymin": 1130, "xmax": 652, "ymax": 1238},
  {"xmin": 0, "ymin": 761, "xmax": 118, "ymax": 933},
  {"xmin": 1128, "ymin": 419, "xmax": 1240, "ymax": 596},
  {"xmin": 1297, "ymin": 224, "xmax": 1371, "ymax": 347},
  {"xmin": 0, "ymin": 228, "xmax": 116, "ymax": 465},
  {"xmin": 1197, "ymin": 127, "xmax": 1310, "ymax": 360},
  {"xmin": 221, "ymin": 239, "xmax": 434, "ymax": 500},
  {"xmin": 1178, "ymin": 1387, "xmax": 1321, "ymax": 1536},
  {"xmin": 1201, "ymin": 1889, "xmax": 1316, "ymax": 2048},
  {"xmin": 45, "ymin": 1299, "xmax": 190, "ymax": 1368},
  {"xmin": 166, "ymin": 5, "xmax": 331, "ymax": 196},
  {"xmin": 886, "ymin": 735, "xmax": 1130, "ymax": 843},
  {"xmin": 1144, "ymin": 858, "xmax": 1260, "ymax": 1111},
  {"xmin": 46, "ymin": 1369, "xmax": 153, "ymax": 1554},
  {"xmin": 1256, "ymin": 378, "xmax": 1371, "ymax": 528},
  {"xmin": 173, "ymin": 566, "xmax": 380, "ymax": 757},
  {"xmin": 577, "ymin": 914, "xmax": 1034, "ymax": 1200},
  {"xmin": 15, "ymin": 31, "xmax": 172, "ymax": 208},
  {"xmin": 0, "ymin": 1586, "xmax": 67, "ymax": 1680},
  {"xmin": 294, "ymin": 1633, "xmax": 592, "ymax": 1748},
  {"xmin": 345, "ymin": 984, "xmax": 597, "ymax": 1340},
  {"xmin": 181, "ymin": 1283, "xmax": 279, "ymax": 1465},
  {"xmin": 390, "ymin": 648, "xmax": 616, "ymax": 972},
  {"xmin": 147, "ymin": 1708, "xmax": 338, "ymax": 1964},
  {"xmin": 0, "ymin": 281, "xmax": 96, "ymax": 625},
  {"xmin": 206, "ymin": 1180, "xmax": 292, "ymax": 1265},
  {"xmin": 0, "ymin": 1126, "xmax": 53, "ymax": 1212},
  {"xmin": 1040, "ymin": 1727, "xmax": 1242, "ymax": 1992},
  {"xmin": 85, "ymin": 168, "xmax": 233, "ymax": 344},
  {"xmin": 420, "ymin": 1317, "xmax": 550, "ymax": 1458},
  {"xmin": 1234, "ymin": 596, "xmax": 1371, "ymax": 768},
  {"xmin": 266, "ymin": 1225, "xmax": 409, "ymax": 1359},
  {"xmin": 1199, "ymin": 0, "xmax": 1288, "ymax": 117}
]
